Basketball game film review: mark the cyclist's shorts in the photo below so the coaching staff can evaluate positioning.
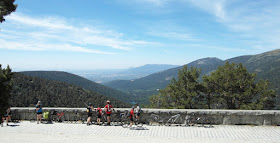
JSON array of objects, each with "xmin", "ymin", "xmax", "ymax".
[
  {"xmin": 137, "ymin": 113, "xmax": 141, "ymax": 116},
  {"xmin": 88, "ymin": 113, "xmax": 93, "ymax": 117},
  {"xmin": 106, "ymin": 114, "xmax": 111, "ymax": 116},
  {"xmin": 97, "ymin": 114, "xmax": 102, "ymax": 118},
  {"xmin": 37, "ymin": 112, "xmax": 42, "ymax": 115},
  {"xmin": 130, "ymin": 117, "xmax": 134, "ymax": 121}
]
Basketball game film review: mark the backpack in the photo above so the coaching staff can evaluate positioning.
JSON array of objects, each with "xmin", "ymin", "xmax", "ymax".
[
  {"xmin": 43, "ymin": 112, "xmax": 49, "ymax": 119},
  {"xmin": 138, "ymin": 107, "xmax": 142, "ymax": 113}
]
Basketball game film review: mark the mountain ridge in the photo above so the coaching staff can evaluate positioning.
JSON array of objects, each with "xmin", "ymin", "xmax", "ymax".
[
  {"xmin": 105, "ymin": 49, "xmax": 280, "ymax": 106},
  {"xmin": 21, "ymin": 71, "xmax": 134, "ymax": 103}
]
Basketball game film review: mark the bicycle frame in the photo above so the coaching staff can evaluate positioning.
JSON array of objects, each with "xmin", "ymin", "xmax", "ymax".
[
  {"xmin": 165, "ymin": 114, "xmax": 181, "ymax": 126},
  {"xmin": 147, "ymin": 113, "xmax": 165, "ymax": 126}
]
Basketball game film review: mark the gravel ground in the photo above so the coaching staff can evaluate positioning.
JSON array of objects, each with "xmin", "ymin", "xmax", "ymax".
[{"xmin": 1, "ymin": 121, "xmax": 280, "ymax": 143}]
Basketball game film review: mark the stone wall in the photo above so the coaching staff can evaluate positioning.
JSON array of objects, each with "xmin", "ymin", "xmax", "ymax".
[{"xmin": 10, "ymin": 107, "xmax": 280, "ymax": 126}]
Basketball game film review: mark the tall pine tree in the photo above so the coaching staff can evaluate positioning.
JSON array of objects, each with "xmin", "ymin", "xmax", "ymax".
[
  {"xmin": 0, "ymin": 65, "xmax": 13, "ymax": 123},
  {"xmin": 202, "ymin": 62, "xmax": 275, "ymax": 109},
  {"xmin": 150, "ymin": 66, "xmax": 203, "ymax": 109}
]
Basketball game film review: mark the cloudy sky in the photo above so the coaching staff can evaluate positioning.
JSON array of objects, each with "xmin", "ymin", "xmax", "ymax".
[{"xmin": 0, "ymin": 0, "xmax": 279, "ymax": 71}]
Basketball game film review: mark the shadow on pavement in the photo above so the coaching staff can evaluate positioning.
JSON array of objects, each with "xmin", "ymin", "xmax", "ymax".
[{"xmin": 130, "ymin": 127, "xmax": 149, "ymax": 130}]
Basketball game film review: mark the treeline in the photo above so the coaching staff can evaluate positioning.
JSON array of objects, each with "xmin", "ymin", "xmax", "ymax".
[
  {"xmin": 150, "ymin": 62, "xmax": 276, "ymax": 110},
  {"xmin": 11, "ymin": 73, "xmax": 130, "ymax": 108}
]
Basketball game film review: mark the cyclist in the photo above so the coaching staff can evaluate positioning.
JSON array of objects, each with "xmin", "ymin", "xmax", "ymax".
[
  {"xmin": 135, "ymin": 103, "xmax": 141, "ymax": 121},
  {"xmin": 86, "ymin": 103, "xmax": 94, "ymax": 126},
  {"xmin": 36, "ymin": 101, "xmax": 43, "ymax": 124},
  {"xmin": 1, "ymin": 107, "xmax": 11, "ymax": 127},
  {"xmin": 95, "ymin": 105, "xmax": 103, "ymax": 125},
  {"xmin": 129, "ymin": 106, "xmax": 135, "ymax": 127},
  {"xmin": 104, "ymin": 100, "xmax": 114, "ymax": 125}
]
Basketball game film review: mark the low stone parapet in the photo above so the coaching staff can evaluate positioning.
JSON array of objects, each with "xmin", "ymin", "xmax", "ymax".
[{"xmin": 10, "ymin": 107, "xmax": 280, "ymax": 126}]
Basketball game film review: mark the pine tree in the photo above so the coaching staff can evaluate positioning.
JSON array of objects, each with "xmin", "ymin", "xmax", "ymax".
[
  {"xmin": 0, "ymin": 0, "xmax": 17, "ymax": 23},
  {"xmin": 0, "ymin": 65, "xmax": 13, "ymax": 123},
  {"xmin": 150, "ymin": 66, "xmax": 203, "ymax": 109},
  {"xmin": 203, "ymin": 62, "xmax": 275, "ymax": 109}
]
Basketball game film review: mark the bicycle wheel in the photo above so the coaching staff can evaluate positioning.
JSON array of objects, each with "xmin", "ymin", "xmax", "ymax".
[
  {"xmin": 204, "ymin": 117, "xmax": 214, "ymax": 128},
  {"xmin": 165, "ymin": 120, "xmax": 172, "ymax": 126},
  {"xmin": 135, "ymin": 121, "xmax": 143, "ymax": 127},
  {"xmin": 122, "ymin": 120, "xmax": 130, "ymax": 128},
  {"xmin": 11, "ymin": 114, "xmax": 20, "ymax": 123}
]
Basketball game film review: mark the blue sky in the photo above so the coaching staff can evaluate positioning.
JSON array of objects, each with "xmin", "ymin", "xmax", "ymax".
[{"xmin": 0, "ymin": 0, "xmax": 280, "ymax": 71}]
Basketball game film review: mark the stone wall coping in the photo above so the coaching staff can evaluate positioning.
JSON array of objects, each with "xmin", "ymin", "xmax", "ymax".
[{"xmin": 11, "ymin": 107, "xmax": 280, "ymax": 114}]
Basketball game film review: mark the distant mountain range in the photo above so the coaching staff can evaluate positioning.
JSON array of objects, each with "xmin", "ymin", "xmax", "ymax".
[
  {"xmin": 21, "ymin": 71, "xmax": 134, "ymax": 103},
  {"xmin": 71, "ymin": 64, "xmax": 179, "ymax": 83},
  {"xmin": 11, "ymin": 73, "xmax": 130, "ymax": 107},
  {"xmin": 119, "ymin": 64, "xmax": 180, "ymax": 77},
  {"xmin": 105, "ymin": 49, "xmax": 280, "ymax": 107}
]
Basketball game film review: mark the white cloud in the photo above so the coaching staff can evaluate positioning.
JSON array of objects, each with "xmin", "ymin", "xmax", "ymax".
[
  {"xmin": 0, "ymin": 39, "xmax": 113, "ymax": 54},
  {"xmin": 187, "ymin": 0, "xmax": 227, "ymax": 20},
  {"xmin": 186, "ymin": 0, "xmax": 280, "ymax": 53},
  {"xmin": 0, "ymin": 13, "xmax": 154, "ymax": 54}
]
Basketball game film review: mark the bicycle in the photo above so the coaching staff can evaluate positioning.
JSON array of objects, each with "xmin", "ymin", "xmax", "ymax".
[
  {"xmin": 110, "ymin": 111, "xmax": 119, "ymax": 126},
  {"xmin": 50, "ymin": 110, "xmax": 65, "ymax": 123},
  {"xmin": 165, "ymin": 114, "xmax": 181, "ymax": 126},
  {"xmin": 201, "ymin": 113, "xmax": 214, "ymax": 128},
  {"xmin": 184, "ymin": 112, "xmax": 199, "ymax": 126},
  {"xmin": 145, "ymin": 113, "xmax": 165, "ymax": 126},
  {"xmin": 119, "ymin": 111, "xmax": 130, "ymax": 128},
  {"xmin": 10, "ymin": 110, "xmax": 20, "ymax": 123}
]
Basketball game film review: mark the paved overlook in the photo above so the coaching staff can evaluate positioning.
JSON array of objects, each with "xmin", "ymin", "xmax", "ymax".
[{"xmin": 1, "ymin": 121, "xmax": 280, "ymax": 143}]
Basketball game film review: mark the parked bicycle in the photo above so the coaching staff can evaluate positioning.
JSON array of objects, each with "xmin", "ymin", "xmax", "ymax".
[
  {"xmin": 50, "ymin": 110, "xmax": 65, "ymax": 122},
  {"xmin": 184, "ymin": 112, "xmax": 214, "ymax": 128},
  {"xmin": 165, "ymin": 114, "xmax": 181, "ymax": 126},
  {"xmin": 200, "ymin": 113, "xmax": 214, "ymax": 128},
  {"xmin": 119, "ymin": 111, "xmax": 130, "ymax": 128},
  {"xmin": 184, "ymin": 112, "xmax": 199, "ymax": 126},
  {"xmin": 10, "ymin": 110, "xmax": 20, "ymax": 123},
  {"xmin": 145, "ymin": 113, "xmax": 165, "ymax": 126}
]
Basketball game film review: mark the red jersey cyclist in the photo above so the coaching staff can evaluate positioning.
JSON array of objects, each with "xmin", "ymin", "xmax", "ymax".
[
  {"xmin": 129, "ymin": 106, "xmax": 135, "ymax": 127},
  {"xmin": 96, "ymin": 105, "xmax": 103, "ymax": 125},
  {"xmin": 104, "ymin": 100, "xmax": 114, "ymax": 125}
]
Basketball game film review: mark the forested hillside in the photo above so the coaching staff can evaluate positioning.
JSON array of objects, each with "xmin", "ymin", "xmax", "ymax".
[
  {"xmin": 21, "ymin": 71, "xmax": 133, "ymax": 103},
  {"xmin": 226, "ymin": 49, "xmax": 280, "ymax": 107},
  {"xmin": 105, "ymin": 57, "xmax": 224, "ymax": 104},
  {"xmin": 10, "ymin": 73, "xmax": 130, "ymax": 107},
  {"xmin": 106, "ymin": 49, "xmax": 280, "ymax": 106}
]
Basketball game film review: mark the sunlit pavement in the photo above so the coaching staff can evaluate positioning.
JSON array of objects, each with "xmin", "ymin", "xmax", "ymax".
[{"xmin": 1, "ymin": 121, "xmax": 280, "ymax": 143}]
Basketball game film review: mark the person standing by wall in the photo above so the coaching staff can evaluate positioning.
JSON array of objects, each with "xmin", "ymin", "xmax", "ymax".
[
  {"xmin": 96, "ymin": 105, "xmax": 103, "ymax": 125},
  {"xmin": 104, "ymin": 100, "xmax": 114, "ymax": 125},
  {"xmin": 36, "ymin": 101, "xmax": 43, "ymax": 124},
  {"xmin": 86, "ymin": 103, "xmax": 94, "ymax": 126},
  {"xmin": 129, "ymin": 106, "xmax": 135, "ymax": 127},
  {"xmin": 135, "ymin": 103, "xmax": 141, "ymax": 121},
  {"xmin": 1, "ymin": 107, "xmax": 11, "ymax": 127}
]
